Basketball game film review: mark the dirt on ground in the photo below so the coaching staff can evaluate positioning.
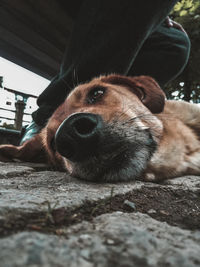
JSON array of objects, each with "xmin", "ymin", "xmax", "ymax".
[{"xmin": 1, "ymin": 186, "xmax": 200, "ymax": 237}]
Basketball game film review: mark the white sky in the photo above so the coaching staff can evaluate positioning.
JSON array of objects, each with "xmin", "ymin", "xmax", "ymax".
[
  {"xmin": 0, "ymin": 56, "xmax": 50, "ymax": 96},
  {"xmin": 0, "ymin": 57, "xmax": 51, "ymax": 126}
]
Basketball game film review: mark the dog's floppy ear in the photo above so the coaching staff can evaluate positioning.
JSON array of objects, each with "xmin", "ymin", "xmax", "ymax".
[
  {"xmin": 0, "ymin": 134, "xmax": 46, "ymax": 163},
  {"xmin": 101, "ymin": 75, "xmax": 165, "ymax": 113}
]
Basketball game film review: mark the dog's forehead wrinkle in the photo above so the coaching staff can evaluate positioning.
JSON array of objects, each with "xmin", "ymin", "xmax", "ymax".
[{"xmin": 72, "ymin": 89, "xmax": 83, "ymax": 102}]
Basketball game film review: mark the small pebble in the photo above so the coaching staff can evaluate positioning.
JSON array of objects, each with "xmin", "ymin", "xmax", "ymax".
[
  {"xmin": 106, "ymin": 239, "xmax": 115, "ymax": 245},
  {"xmin": 115, "ymin": 211, "xmax": 123, "ymax": 215},
  {"xmin": 123, "ymin": 200, "xmax": 136, "ymax": 210},
  {"xmin": 147, "ymin": 209, "xmax": 157, "ymax": 214},
  {"xmin": 160, "ymin": 210, "xmax": 169, "ymax": 216},
  {"xmin": 79, "ymin": 234, "xmax": 91, "ymax": 240}
]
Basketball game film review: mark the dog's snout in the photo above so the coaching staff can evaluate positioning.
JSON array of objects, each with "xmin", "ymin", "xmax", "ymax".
[{"xmin": 55, "ymin": 113, "xmax": 103, "ymax": 161}]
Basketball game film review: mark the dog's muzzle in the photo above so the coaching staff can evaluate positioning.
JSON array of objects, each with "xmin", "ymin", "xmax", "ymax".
[{"xmin": 55, "ymin": 113, "xmax": 103, "ymax": 162}]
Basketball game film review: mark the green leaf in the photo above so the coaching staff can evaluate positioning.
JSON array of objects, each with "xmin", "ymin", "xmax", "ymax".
[
  {"xmin": 174, "ymin": 2, "xmax": 183, "ymax": 11},
  {"xmin": 180, "ymin": 10, "xmax": 188, "ymax": 16}
]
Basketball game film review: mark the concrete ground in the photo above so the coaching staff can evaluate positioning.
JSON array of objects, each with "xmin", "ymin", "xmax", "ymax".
[{"xmin": 0, "ymin": 162, "xmax": 200, "ymax": 267}]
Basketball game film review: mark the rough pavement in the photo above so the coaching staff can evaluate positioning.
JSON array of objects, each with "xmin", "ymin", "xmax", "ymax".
[{"xmin": 0, "ymin": 162, "xmax": 200, "ymax": 267}]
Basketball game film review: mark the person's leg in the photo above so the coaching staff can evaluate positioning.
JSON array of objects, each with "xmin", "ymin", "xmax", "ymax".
[
  {"xmin": 129, "ymin": 23, "xmax": 190, "ymax": 88},
  {"xmin": 32, "ymin": 0, "xmax": 179, "ymax": 126}
]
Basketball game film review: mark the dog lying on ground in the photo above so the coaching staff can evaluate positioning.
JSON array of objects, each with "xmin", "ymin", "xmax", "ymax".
[{"xmin": 0, "ymin": 74, "xmax": 200, "ymax": 182}]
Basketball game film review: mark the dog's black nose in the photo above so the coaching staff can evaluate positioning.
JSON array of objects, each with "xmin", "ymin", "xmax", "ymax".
[{"xmin": 55, "ymin": 113, "xmax": 103, "ymax": 161}]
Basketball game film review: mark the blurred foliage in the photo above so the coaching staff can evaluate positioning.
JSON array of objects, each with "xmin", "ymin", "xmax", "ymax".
[{"xmin": 166, "ymin": 0, "xmax": 200, "ymax": 102}]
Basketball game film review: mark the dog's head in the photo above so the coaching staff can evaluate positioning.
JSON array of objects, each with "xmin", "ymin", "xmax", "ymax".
[{"xmin": 44, "ymin": 75, "xmax": 165, "ymax": 182}]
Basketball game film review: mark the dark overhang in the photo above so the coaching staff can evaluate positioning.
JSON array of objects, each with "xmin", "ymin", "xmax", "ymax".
[{"xmin": 0, "ymin": 0, "xmax": 83, "ymax": 80}]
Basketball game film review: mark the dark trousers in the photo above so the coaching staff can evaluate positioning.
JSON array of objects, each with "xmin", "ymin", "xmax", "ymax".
[{"xmin": 32, "ymin": 0, "xmax": 190, "ymax": 126}]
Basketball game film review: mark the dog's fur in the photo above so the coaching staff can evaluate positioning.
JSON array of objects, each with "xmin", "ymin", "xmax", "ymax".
[{"xmin": 1, "ymin": 75, "xmax": 200, "ymax": 182}]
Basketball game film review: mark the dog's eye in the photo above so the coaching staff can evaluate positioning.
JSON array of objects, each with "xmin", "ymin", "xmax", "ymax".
[{"xmin": 87, "ymin": 86, "xmax": 106, "ymax": 104}]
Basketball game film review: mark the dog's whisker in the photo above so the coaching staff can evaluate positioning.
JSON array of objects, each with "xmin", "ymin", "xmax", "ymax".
[
  {"xmin": 74, "ymin": 67, "xmax": 79, "ymax": 86},
  {"xmin": 72, "ymin": 68, "xmax": 77, "ymax": 89},
  {"xmin": 59, "ymin": 76, "xmax": 73, "ymax": 92}
]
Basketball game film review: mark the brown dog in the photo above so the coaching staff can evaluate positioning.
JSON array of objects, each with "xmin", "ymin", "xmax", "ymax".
[{"xmin": 1, "ymin": 74, "xmax": 200, "ymax": 182}]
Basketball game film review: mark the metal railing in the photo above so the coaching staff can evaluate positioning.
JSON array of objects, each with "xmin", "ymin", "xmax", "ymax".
[
  {"xmin": 0, "ymin": 107, "xmax": 31, "ymax": 123},
  {"xmin": 0, "ymin": 87, "xmax": 37, "ymax": 130}
]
